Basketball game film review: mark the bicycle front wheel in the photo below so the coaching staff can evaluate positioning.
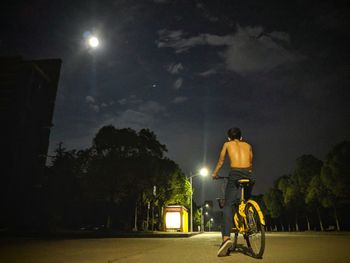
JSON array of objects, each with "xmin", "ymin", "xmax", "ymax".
[{"xmin": 244, "ymin": 203, "xmax": 265, "ymax": 258}]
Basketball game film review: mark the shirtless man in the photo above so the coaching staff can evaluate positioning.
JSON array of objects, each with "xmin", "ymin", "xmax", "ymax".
[{"xmin": 212, "ymin": 127, "xmax": 253, "ymax": 257}]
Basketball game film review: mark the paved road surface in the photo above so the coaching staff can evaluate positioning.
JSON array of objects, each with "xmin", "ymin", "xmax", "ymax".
[{"xmin": 1, "ymin": 232, "xmax": 350, "ymax": 263}]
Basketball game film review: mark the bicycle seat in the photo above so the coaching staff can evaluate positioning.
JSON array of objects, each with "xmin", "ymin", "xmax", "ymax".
[{"xmin": 238, "ymin": 179, "xmax": 250, "ymax": 184}]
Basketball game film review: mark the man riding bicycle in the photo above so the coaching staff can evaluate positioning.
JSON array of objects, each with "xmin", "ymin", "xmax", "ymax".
[{"xmin": 212, "ymin": 127, "xmax": 254, "ymax": 257}]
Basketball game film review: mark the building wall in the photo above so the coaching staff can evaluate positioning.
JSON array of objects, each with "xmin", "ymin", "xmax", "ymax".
[{"xmin": 0, "ymin": 57, "xmax": 61, "ymax": 227}]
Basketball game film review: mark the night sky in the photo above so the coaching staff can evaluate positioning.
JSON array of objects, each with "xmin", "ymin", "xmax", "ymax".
[{"xmin": 2, "ymin": 0, "xmax": 349, "ymax": 205}]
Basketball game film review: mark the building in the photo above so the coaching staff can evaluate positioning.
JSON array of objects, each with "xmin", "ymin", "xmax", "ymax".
[{"xmin": 0, "ymin": 57, "xmax": 61, "ymax": 227}]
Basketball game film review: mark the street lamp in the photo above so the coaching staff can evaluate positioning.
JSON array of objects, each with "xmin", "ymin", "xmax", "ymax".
[
  {"xmin": 189, "ymin": 167, "xmax": 208, "ymax": 232},
  {"xmin": 199, "ymin": 167, "xmax": 209, "ymax": 177}
]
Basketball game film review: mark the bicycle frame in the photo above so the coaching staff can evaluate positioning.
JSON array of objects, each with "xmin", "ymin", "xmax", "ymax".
[
  {"xmin": 216, "ymin": 176, "xmax": 266, "ymax": 258},
  {"xmin": 233, "ymin": 183, "xmax": 265, "ymax": 233}
]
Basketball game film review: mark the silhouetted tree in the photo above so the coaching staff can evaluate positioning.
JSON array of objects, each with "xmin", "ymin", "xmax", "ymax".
[
  {"xmin": 320, "ymin": 141, "xmax": 350, "ymax": 230},
  {"xmin": 47, "ymin": 143, "xmax": 82, "ymax": 229},
  {"xmin": 293, "ymin": 155, "xmax": 323, "ymax": 230},
  {"xmin": 263, "ymin": 187, "xmax": 284, "ymax": 230},
  {"xmin": 305, "ymin": 174, "xmax": 327, "ymax": 231}
]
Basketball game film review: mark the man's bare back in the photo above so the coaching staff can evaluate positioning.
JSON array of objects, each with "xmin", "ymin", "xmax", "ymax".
[{"xmin": 212, "ymin": 139, "xmax": 253, "ymax": 177}]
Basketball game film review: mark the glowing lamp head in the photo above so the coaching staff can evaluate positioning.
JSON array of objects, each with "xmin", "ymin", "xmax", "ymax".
[
  {"xmin": 88, "ymin": 36, "xmax": 99, "ymax": 48},
  {"xmin": 199, "ymin": 167, "xmax": 209, "ymax": 177}
]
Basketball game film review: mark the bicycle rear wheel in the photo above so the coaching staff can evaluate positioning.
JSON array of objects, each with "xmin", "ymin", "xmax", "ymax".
[{"xmin": 244, "ymin": 203, "xmax": 265, "ymax": 258}]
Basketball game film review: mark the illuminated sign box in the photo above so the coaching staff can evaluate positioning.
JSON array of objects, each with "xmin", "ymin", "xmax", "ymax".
[{"xmin": 164, "ymin": 205, "xmax": 188, "ymax": 232}]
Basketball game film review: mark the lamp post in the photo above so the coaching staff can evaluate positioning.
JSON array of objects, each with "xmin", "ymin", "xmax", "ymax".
[
  {"xmin": 202, "ymin": 204, "xmax": 209, "ymax": 232},
  {"xmin": 209, "ymin": 218, "xmax": 214, "ymax": 232},
  {"xmin": 189, "ymin": 167, "xmax": 208, "ymax": 232}
]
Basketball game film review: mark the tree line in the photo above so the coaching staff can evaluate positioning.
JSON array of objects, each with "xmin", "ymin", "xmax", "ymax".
[
  {"xmin": 44, "ymin": 125, "xmax": 192, "ymax": 231},
  {"xmin": 263, "ymin": 141, "xmax": 350, "ymax": 231}
]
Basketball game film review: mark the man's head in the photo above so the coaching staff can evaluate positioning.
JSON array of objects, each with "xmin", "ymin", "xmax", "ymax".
[{"xmin": 227, "ymin": 127, "xmax": 242, "ymax": 141}]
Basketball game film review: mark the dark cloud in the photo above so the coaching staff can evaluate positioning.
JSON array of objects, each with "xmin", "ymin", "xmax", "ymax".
[
  {"xmin": 167, "ymin": 62, "xmax": 184, "ymax": 74},
  {"xmin": 157, "ymin": 25, "xmax": 302, "ymax": 76}
]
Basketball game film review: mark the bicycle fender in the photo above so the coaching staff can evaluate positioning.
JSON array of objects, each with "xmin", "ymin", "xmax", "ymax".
[{"xmin": 247, "ymin": 200, "xmax": 266, "ymax": 225}]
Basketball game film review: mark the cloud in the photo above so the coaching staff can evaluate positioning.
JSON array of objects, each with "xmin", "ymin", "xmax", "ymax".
[
  {"xmin": 173, "ymin": 96, "xmax": 188, "ymax": 104},
  {"xmin": 85, "ymin": 95, "xmax": 100, "ymax": 112},
  {"xmin": 167, "ymin": 63, "xmax": 184, "ymax": 74},
  {"xmin": 89, "ymin": 104, "xmax": 100, "ymax": 112},
  {"xmin": 157, "ymin": 29, "xmax": 233, "ymax": 53},
  {"xmin": 198, "ymin": 68, "xmax": 216, "ymax": 77},
  {"xmin": 85, "ymin": 95, "xmax": 95, "ymax": 103},
  {"xmin": 101, "ymin": 100, "xmax": 166, "ymax": 130},
  {"xmin": 157, "ymin": 25, "xmax": 303, "ymax": 75},
  {"xmin": 118, "ymin": 98, "xmax": 127, "ymax": 105},
  {"xmin": 115, "ymin": 109, "xmax": 153, "ymax": 127},
  {"xmin": 85, "ymin": 95, "xmax": 111, "ymax": 112},
  {"xmin": 99, "ymin": 110, "xmax": 152, "ymax": 131},
  {"xmin": 118, "ymin": 96, "xmax": 143, "ymax": 106},
  {"xmin": 268, "ymin": 31, "xmax": 291, "ymax": 43},
  {"xmin": 174, "ymin": 77, "xmax": 183, "ymax": 89},
  {"xmin": 157, "ymin": 30, "xmax": 205, "ymax": 53},
  {"xmin": 138, "ymin": 100, "xmax": 166, "ymax": 114},
  {"xmin": 223, "ymin": 26, "xmax": 302, "ymax": 75}
]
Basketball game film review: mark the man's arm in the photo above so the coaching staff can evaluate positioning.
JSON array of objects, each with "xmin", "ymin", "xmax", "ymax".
[
  {"xmin": 212, "ymin": 143, "xmax": 227, "ymax": 178},
  {"xmin": 249, "ymin": 144, "xmax": 253, "ymax": 163}
]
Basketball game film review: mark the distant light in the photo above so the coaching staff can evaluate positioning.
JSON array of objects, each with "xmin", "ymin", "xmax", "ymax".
[
  {"xmin": 205, "ymin": 212, "xmax": 208, "ymax": 215},
  {"xmin": 88, "ymin": 36, "xmax": 99, "ymax": 48},
  {"xmin": 210, "ymin": 218, "xmax": 214, "ymax": 222},
  {"xmin": 199, "ymin": 167, "xmax": 209, "ymax": 177},
  {"xmin": 205, "ymin": 203, "xmax": 209, "ymax": 208}
]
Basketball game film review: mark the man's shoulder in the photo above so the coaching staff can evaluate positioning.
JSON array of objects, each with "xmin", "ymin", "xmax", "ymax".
[{"xmin": 240, "ymin": 141, "xmax": 252, "ymax": 147}]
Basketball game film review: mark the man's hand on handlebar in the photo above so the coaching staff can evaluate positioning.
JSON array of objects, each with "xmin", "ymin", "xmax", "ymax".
[{"xmin": 212, "ymin": 174, "xmax": 219, "ymax": 180}]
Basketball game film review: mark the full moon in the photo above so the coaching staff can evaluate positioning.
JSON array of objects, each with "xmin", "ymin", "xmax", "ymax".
[{"xmin": 88, "ymin": 36, "xmax": 99, "ymax": 48}]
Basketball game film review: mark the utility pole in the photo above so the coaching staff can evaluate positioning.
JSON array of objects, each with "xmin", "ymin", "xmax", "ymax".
[{"xmin": 133, "ymin": 201, "xmax": 138, "ymax": 231}]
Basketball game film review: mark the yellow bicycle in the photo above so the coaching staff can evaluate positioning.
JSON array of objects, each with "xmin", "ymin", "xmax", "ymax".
[{"xmin": 218, "ymin": 178, "xmax": 266, "ymax": 258}]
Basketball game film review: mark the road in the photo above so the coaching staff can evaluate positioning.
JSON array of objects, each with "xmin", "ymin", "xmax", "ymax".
[{"xmin": 1, "ymin": 232, "xmax": 350, "ymax": 263}]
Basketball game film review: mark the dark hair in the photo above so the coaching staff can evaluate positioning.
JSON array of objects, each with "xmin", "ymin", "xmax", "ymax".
[{"xmin": 227, "ymin": 127, "xmax": 242, "ymax": 140}]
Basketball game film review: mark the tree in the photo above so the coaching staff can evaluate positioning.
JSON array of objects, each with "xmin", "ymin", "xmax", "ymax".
[
  {"xmin": 46, "ymin": 143, "xmax": 82, "ymax": 229},
  {"xmin": 87, "ymin": 125, "xmax": 170, "ymax": 229},
  {"xmin": 305, "ymin": 174, "xmax": 327, "ymax": 231},
  {"xmin": 87, "ymin": 125, "xmax": 179, "ymax": 230},
  {"xmin": 263, "ymin": 188, "xmax": 284, "ymax": 218},
  {"xmin": 138, "ymin": 129, "xmax": 167, "ymax": 158},
  {"xmin": 294, "ymin": 155, "xmax": 323, "ymax": 230},
  {"xmin": 141, "ymin": 158, "xmax": 191, "ymax": 230},
  {"xmin": 320, "ymin": 141, "xmax": 350, "ymax": 230},
  {"xmin": 321, "ymin": 141, "xmax": 350, "ymax": 199},
  {"xmin": 275, "ymin": 175, "xmax": 301, "ymax": 231}
]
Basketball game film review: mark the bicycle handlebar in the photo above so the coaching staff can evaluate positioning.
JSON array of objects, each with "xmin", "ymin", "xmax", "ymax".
[{"xmin": 213, "ymin": 175, "xmax": 228, "ymax": 180}]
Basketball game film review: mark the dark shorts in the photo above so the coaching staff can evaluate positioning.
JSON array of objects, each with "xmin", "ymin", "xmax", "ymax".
[{"xmin": 226, "ymin": 168, "xmax": 254, "ymax": 203}]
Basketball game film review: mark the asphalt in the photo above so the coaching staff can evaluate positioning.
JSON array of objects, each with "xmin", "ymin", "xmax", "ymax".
[
  {"xmin": 0, "ymin": 230, "xmax": 200, "ymax": 239},
  {"xmin": 1, "ymin": 232, "xmax": 350, "ymax": 263}
]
